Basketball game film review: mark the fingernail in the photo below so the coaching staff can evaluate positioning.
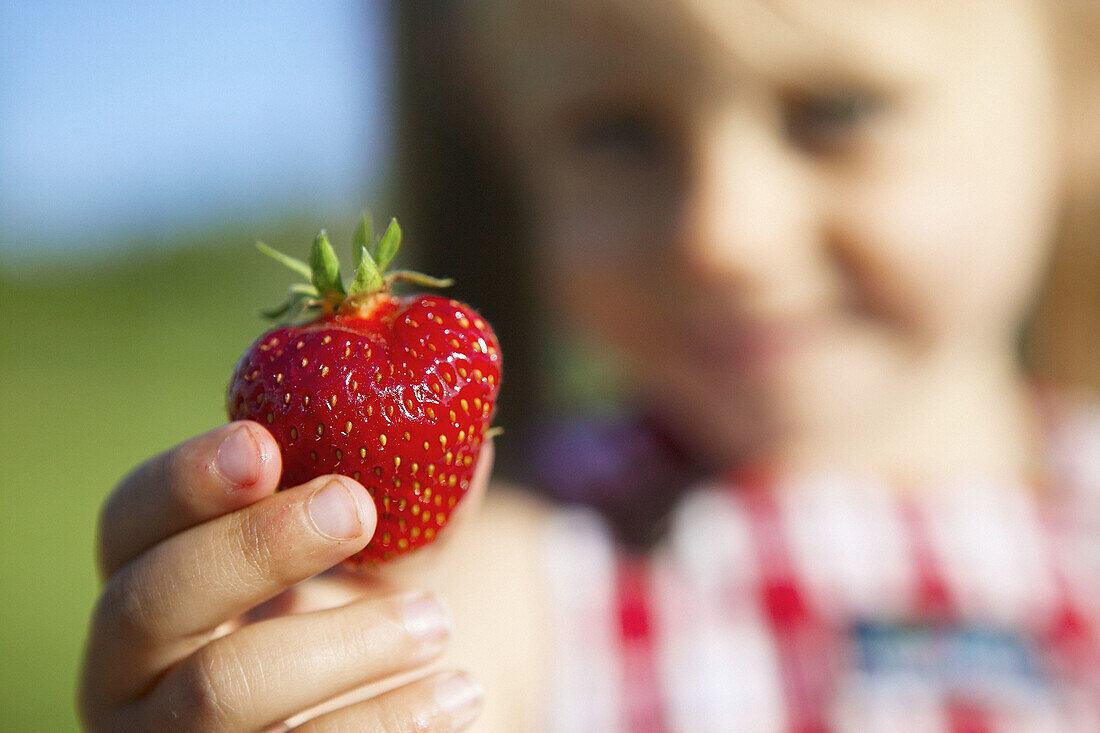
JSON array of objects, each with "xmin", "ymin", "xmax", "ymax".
[
  {"xmin": 215, "ymin": 425, "xmax": 261, "ymax": 488},
  {"xmin": 434, "ymin": 671, "xmax": 483, "ymax": 729},
  {"xmin": 403, "ymin": 593, "xmax": 451, "ymax": 646},
  {"xmin": 308, "ymin": 480, "xmax": 362, "ymax": 539}
]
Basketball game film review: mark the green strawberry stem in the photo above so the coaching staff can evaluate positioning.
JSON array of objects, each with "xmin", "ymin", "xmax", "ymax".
[{"xmin": 255, "ymin": 214, "xmax": 453, "ymax": 322}]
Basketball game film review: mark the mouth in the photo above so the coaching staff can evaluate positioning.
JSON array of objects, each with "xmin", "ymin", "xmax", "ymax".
[{"xmin": 681, "ymin": 313, "xmax": 817, "ymax": 376}]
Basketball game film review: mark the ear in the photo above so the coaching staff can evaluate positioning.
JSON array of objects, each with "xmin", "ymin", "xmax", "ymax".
[{"xmin": 1055, "ymin": 0, "xmax": 1100, "ymax": 202}]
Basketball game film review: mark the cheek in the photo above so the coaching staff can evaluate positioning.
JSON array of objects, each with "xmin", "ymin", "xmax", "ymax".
[
  {"xmin": 835, "ymin": 133, "xmax": 1058, "ymax": 346},
  {"xmin": 841, "ymin": 180, "xmax": 992, "ymax": 338},
  {"xmin": 827, "ymin": 18, "xmax": 1062, "ymax": 347}
]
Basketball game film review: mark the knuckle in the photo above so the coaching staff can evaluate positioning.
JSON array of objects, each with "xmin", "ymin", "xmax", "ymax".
[
  {"xmin": 377, "ymin": 695, "xmax": 436, "ymax": 733},
  {"xmin": 225, "ymin": 503, "xmax": 293, "ymax": 589},
  {"xmin": 95, "ymin": 565, "xmax": 166, "ymax": 641},
  {"xmin": 233, "ymin": 509, "xmax": 277, "ymax": 578},
  {"xmin": 295, "ymin": 688, "xmax": 439, "ymax": 733},
  {"xmin": 159, "ymin": 643, "xmax": 248, "ymax": 730},
  {"xmin": 336, "ymin": 597, "xmax": 425, "ymax": 663},
  {"xmin": 344, "ymin": 700, "xmax": 413, "ymax": 733}
]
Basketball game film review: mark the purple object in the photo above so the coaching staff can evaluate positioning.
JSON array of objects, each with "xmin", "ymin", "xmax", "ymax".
[{"xmin": 528, "ymin": 411, "xmax": 702, "ymax": 547}]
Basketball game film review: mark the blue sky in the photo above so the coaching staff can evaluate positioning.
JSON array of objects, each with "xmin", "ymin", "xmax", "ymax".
[{"xmin": 0, "ymin": 1, "xmax": 389, "ymax": 258}]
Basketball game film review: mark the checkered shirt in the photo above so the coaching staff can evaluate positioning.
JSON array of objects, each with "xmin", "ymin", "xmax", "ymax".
[{"xmin": 542, "ymin": 402, "xmax": 1100, "ymax": 732}]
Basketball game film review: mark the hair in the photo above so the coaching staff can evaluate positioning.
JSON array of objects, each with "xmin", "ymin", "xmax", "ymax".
[
  {"xmin": 391, "ymin": 0, "xmax": 1100, "ymax": 479},
  {"xmin": 391, "ymin": 3, "xmax": 542, "ymax": 479},
  {"xmin": 1025, "ymin": 0, "xmax": 1100, "ymax": 394}
]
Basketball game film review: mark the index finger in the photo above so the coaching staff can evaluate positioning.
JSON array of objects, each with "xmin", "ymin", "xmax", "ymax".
[{"xmin": 97, "ymin": 421, "xmax": 282, "ymax": 578}]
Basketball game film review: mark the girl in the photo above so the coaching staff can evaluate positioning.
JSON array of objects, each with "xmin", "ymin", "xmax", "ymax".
[{"xmin": 81, "ymin": 0, "xmax": 1100, "ymax": 730}]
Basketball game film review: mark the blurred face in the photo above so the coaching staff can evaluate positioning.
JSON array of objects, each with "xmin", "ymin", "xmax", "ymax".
[{"xmin": 475, "ymin": 0, "xmax": 1062, "ymax": 470}]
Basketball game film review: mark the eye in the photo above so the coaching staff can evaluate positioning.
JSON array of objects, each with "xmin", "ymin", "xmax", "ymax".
[
  {"xmin": 567, "ymin": 107, "xmax": 667, "ymax": 164},
  {"xmin": 783, "ymin": 90, "xmax": 880, "ymax": 156}
]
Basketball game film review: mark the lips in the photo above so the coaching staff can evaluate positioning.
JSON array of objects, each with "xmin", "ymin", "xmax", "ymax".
[{"xmin": 682, "ymin": 314, "xmax": 815, "ymax": 375}]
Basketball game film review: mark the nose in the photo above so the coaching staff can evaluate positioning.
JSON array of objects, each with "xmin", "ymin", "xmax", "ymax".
[{"xmin": 676, "ymin": 108, "xmax": 817, "ymax": 298}]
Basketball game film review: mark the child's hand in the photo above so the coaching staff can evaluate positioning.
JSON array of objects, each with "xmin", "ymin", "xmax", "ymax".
[{"xmin": 79, "ymin": 421, "xmax": 487, "ymax": 731}]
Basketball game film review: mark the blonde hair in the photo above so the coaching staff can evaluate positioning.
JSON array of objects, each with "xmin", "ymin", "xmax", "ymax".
[{"xmin": 1027, "ymin": 0, "xmax": 1100, "ymax": 392}]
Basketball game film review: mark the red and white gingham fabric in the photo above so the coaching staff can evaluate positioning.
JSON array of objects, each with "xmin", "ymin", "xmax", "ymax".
[{"xmin": 541, "ymin": 403, "xmax": 1100, "ymax": 732}]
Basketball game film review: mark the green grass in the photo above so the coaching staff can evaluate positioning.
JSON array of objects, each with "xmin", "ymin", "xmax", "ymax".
[{"xmin": 0, "ymin": 220, "xmax": 349, "ymax": 729}]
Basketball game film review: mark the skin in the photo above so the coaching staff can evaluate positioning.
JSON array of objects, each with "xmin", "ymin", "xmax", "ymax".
[
  {"xmin": 79, "ymin": 421, "xmax": 547, "ymax": 731},
  {"xmin": 480, "ymin": 0, "xmax": 1063, "ymax": 484},
  {"xmin": 81, "ymin": 0, "xmax": 1087, "ymax": 730}
]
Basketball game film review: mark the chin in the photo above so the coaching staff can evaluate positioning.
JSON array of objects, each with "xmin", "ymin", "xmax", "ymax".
[
  {"xmin": 629, "ymin": 333, "xmax": 903, "ymax": 472},
  {"xmin": 715, "ymin": 361, "xmax": 896, "ymax": 470},
  {"xmin": 776, "ymin": 343, "xmax": 912, "ymax": 460},
  {"xmin": 650, "ymin": 378, "xmax": 785, "ymax": 472}
]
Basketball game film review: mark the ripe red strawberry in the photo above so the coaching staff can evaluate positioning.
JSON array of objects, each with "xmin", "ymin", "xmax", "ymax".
[{"xmin": 226, "ymin": 215, "xmax": 501, "ymax": 563}]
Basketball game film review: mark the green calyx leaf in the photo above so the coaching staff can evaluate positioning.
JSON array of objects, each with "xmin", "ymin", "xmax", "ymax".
[
  {"xmin": 352, "ymin": 211, "xmax": 373, "ymax": 267},
  {"xmin": 253, "ymin": 212, "xmax": 451, "ymax": 323},
  {"xmin": 309, "ymin": 230, "xmax": 345, "ymax": 296},
  {"xmin": 347, "ymin": 217, "xmax": 403, "ymax": 296},
  {"xmin": 255, "ymin": 240, "xmax": 312, "ymax": 279},
  {"xmin": 375, "ymin": 218, "xmax": 402, "ymax": 271},
  {"xmin": 349, "ymin": 245, "xmax": 384, "ymax": 295},
  {"xmin": 289, "ymin": 282, "xmax": 320, "ymax": 297},
  {"xmin": 260, "ymin": 289, "xmax": 320, "ymax": 321},
  {"xmin": 385, "ymin": 270, "xmax": 454, "ymax": 289}
]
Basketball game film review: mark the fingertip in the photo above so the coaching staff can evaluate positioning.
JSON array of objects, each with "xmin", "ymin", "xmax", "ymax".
[
  {"xmin": 97, "ymin": 423, "xmax": 285, "ymax": 578},
  {"xmin": 333, "ymin": 475, "xmax": 378, "ymax": 529},
  {"xmin": 313, "ymin": 475, "xmax": 378, "ymax": 542},
  {"xmin": 236, "ymin": 420, "xmax": 283, "ymax": 493},
  {"xmin": 209, "ymin": 421, "xmax": 278, "ymax": 494},
  {"xmin": 212, "ymin": 423, "xmax": 260, "ymax": 487},
  {"xmin": 434, "ymin": 670, "xmax": 485, "ymax": 727}
]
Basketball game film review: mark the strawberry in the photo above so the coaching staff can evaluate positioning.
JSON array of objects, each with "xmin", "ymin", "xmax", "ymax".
[{"xmin": 226, "ymin": 215, "xmax": 501, "ymax": 563}]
